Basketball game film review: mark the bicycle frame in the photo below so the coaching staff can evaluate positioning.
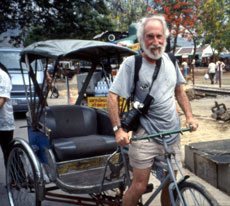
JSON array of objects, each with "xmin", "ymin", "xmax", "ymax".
[{"xmin": 130, "ymin": 127, "xmax": 193, "ymax": 206}]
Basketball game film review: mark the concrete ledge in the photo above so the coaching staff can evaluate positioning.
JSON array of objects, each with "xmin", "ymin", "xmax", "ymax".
[{"xmin": 185, "ymin": 139, "xmax": 230, "ymax": 195}]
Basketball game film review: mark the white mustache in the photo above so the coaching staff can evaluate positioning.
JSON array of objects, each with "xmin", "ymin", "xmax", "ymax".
[{"xmin": 149, "ymin": 45, "xmax": 162, "ymax": 49}]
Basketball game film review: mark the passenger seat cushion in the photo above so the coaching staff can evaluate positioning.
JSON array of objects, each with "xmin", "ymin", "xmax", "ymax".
[
  {"xmin": 52, "ymin": 135, "xmax": 117, "ymax": 161},
  {"xmin": 41, "ymin": 105, "xmax": 98, "ymax": 139}
]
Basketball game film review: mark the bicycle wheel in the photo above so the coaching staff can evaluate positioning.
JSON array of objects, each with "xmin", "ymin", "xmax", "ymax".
[
  {"xmin": 174, "ymin": 181, "xmax": 218, "ymax": 206},
  {"xmin": 6, "ymin": 144, "xmax": 42, "ymax": 206}
]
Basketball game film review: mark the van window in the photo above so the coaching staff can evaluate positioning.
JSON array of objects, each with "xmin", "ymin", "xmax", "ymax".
[
  {"xmin": 0, "ymin": 49, "xmax": 44, "ymax": 113},
  {"xmin": 0, "ymin": 51, "xmax": 43, "ymax": 71}
]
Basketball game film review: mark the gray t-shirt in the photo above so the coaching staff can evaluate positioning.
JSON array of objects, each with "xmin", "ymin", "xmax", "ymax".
[{"xmin": 110, "ymin": 53, "xmax": 185, "ymax": 144}]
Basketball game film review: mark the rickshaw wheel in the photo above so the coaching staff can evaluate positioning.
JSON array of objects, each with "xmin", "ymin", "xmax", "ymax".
[{"xmin": 6, "ymin": 144, "xmax": 42, "ymax": 206}]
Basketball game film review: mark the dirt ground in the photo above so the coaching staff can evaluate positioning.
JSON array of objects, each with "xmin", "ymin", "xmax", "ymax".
[
  {"xmin": 179, "ymin": 95, "xmax": 230, "ymax": 159},
  {"xmin": 50, "ymin": 68, "xmax": 230, "ymax": 161},
  {"xmin": 178, "ymin": 68, "xmax": 230, "ymax": 160}
]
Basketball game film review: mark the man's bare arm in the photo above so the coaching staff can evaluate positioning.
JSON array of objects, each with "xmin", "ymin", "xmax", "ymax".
[
  {"xmin": 107, "ymin": 92, "xmax": 121, "ymax": 127},
  {"xmin": 175, "ymin": 85, "xmax": 198, "ymax": 131},
  {"xmin": 107, "ymin": 92, "xmax": 130, "ymax": 146},
  {"xmin": 0, "ymin": 97, "xmax": 6, "ymax": 109}
]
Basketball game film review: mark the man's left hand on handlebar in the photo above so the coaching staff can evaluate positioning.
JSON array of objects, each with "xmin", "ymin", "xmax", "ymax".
[{"xmin": 186, "ymin": 117, "xmax": 198, "ymax": 132}]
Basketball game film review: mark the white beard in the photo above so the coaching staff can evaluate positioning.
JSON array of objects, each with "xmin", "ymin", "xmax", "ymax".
[{"xmin": 141, "ymin": 41, "xmax": 166, "ymax": 60}]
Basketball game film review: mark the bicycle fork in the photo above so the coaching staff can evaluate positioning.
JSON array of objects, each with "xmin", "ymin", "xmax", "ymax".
[{"xmin": 164, "ymin": 139, "xmax": 189, "ymax": 206}]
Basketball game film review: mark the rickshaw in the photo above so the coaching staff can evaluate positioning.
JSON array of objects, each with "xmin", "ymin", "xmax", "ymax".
[
  {"xmin": 5, "ymin": 39, "xmax": 218, "ymax": 206},
  {"xmin": 6, "ymin": 39, "xmax": 136, "ymax": 206}
]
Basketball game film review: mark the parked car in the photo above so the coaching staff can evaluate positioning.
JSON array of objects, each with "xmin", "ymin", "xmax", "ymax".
[
  {"xmin": 0, "ymin": 48, "xmax": 44, "ymax": 113},
  {"xmin": 47, "ymin": 64, "xmax": 54, "ymax": 74}
]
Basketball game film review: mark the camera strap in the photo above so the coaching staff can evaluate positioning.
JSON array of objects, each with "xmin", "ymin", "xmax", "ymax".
[{"xmin": 141, "ymin": 57, "xmax": 162, "ymax": 114}]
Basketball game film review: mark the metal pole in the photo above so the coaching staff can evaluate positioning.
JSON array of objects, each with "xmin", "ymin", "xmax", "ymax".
[
  {"xmin": 192, "ymin": 59, "xmax": 195, "ymax": 85},
  {"xmin": 66, "ymin": 74, "xmax": 70, "ymax": 104},
  {"xmin": 219, "ymin": 62, "xmax": 221, "ymax": 88}
]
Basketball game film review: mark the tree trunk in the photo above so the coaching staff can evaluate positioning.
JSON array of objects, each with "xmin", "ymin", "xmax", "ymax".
[{"xmin": 173, "ymin": 34, "xmax": 178, "ymax": 54}]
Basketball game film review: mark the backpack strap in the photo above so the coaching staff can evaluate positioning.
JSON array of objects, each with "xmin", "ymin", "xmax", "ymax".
[
  {"xmin": 131, "ymin": 54, "xmax": 142, "ymax": 101},
  {"xmin": 167, "ymin": 52, "xmax": 176, "ymax": 68}
]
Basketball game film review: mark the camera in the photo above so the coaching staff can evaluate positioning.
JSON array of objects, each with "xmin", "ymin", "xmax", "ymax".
[{"xmin": 121, "ymin": 101, "xmax": 144, "ymax": 132}]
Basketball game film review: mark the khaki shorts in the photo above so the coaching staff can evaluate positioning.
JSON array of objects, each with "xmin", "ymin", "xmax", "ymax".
[{"xmin": 129, "ymin": 126, "xmax": 182, "ymax": 170}]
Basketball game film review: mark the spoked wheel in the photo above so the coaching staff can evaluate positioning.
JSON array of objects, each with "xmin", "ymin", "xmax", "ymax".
[
  {"xmin": 174, "ymin": 181, "xmax": 218, "ymax": 206},
  {"xmin": 6, "ymin": 144, "xmax": 41, "ymax": 206}
]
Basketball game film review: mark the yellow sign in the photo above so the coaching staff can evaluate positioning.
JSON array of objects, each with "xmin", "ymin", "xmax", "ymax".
[
  {"xmin": 87, "ymin": 97, "xmax": 128, "ymax": 111},
  {"xmin": 88, "ymin": 97, "xmax": 107, "ymax": 109}
]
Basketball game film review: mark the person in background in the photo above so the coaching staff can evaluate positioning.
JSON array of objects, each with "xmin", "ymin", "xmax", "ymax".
[
  {"xmin": 107, "ymin": 14, "xmax": 198, "ymax": 206},
  {"xmin": 181, "ymin": 58, "xmax": 188, "ymax": 78},
  {"xmin": 208, "ymin": 57, "xmax": 216, "ymax": 84},
  {"xmin": 215, "ymin": 59, "xmax": 225, "ymax": 83},
  {"xmin": 0, "ymin": 62, "xmax": 15, "ymax": 167}
]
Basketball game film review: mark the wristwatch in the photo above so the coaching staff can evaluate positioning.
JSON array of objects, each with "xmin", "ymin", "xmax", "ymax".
[{"xmin": 113, "ymin": 125, "xmax": 121, "ymax": 132}]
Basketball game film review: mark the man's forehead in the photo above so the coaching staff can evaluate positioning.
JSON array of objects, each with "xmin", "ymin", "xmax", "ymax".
[{"xmin": 144, "ymin": 19, "xmax": 163, "ymax": 31}]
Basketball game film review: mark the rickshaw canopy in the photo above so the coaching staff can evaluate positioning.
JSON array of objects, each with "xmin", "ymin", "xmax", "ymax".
[
  {"xmin": 20, "ymin": 39, "xmax": 137, "ymax": 63},
  {"xmin": 19, "ymin": 39, "xmax": 137, "ymax": 126}
]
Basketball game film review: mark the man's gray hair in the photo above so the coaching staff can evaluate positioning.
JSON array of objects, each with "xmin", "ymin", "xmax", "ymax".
[{"xmin": 137, "ymin": 14, "xmax": 169, "ymax": 44}]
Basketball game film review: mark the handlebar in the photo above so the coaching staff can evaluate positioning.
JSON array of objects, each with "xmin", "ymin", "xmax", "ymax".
[{"xmin": 130, "ymin": 126, "xmax": 193, "ymax": 141}]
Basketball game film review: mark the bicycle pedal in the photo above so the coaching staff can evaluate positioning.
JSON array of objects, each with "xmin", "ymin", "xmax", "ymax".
[{"xmin": 144, "ymin": 183, "xmax": 153, "ymax": 194}]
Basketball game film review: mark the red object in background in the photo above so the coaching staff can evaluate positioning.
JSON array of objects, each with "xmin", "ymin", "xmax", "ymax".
[{"xmin": 112, "ymin": 70, "xmax": 117, "ymax": 76}]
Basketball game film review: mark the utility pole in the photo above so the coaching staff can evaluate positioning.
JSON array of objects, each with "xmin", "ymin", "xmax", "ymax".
[
  {"xmin": 192, "ymin": 59, "xmax": 195, "ymax": 85},
  {"xmin": 218, "ymin": 61, "xmax": 222, "ymax": 88}
]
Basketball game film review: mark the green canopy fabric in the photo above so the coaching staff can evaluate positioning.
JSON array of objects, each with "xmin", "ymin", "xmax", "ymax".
[
  {"xmin": 21, "ymin": 39, "xmax": 137, "ymax": 62},
  {"xmin": 116, "ymin": 23, "xmax": 138, "ymax": 44}
]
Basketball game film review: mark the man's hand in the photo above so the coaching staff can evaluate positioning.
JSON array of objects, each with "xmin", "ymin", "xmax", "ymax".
[
  {"xmin": 186, "ymin": 117, "xmax": 198, "ymax": 132},
  {"xmin": 115, "ymin": 128, "xmax": 130, "ymax": 146}
]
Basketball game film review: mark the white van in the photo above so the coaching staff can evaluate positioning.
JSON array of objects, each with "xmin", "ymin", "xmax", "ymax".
[{"xmin": 0, "ymin": 48, "xmax": 44, "ymax": 113}]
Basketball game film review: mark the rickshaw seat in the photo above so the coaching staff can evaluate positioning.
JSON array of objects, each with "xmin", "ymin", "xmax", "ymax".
[{"xmin": 41, "ymin": 105, "xmax": 117, "ymax": 162}]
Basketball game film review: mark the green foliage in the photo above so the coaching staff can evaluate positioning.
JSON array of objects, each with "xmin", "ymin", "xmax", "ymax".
[
  {"xmin": 2, "ymin": 0, "xmax": 230, "ymax": 51},
  {"xmin": 198, "ymin": 0, "xmax": 229, "ymax": 54},
  {"xmin": 2, "ymin": 0, "xmax": 115, "ymax": 46},
  {"xmin": 106, "ymin": 0, "xmax": 150, "ymax": 31},
  {"xmin": 0, "ymin": 0, "xmax": 17, "ymax": 34}
]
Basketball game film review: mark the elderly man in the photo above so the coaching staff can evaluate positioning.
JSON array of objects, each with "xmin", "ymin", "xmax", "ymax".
[{"xmin": 107, "ymin": 15, "xmax": 198, "ymax": 206}]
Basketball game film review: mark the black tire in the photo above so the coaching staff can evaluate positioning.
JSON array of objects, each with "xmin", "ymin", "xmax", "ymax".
[
  {"xmin": 6, "ymin": 144, "xmax": 42, "ymax": 206},
  {"xmin": 174, "ymin": 181, "xmax": 218, "ymax": 206},
  {"xmin": 108, "ymin": 34, "xmax": 116, "ymax": 42}
]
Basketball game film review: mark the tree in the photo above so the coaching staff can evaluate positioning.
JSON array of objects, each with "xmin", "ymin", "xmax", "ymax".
[
  {"xmin": 106, "ymin": 0, "xmax": 151, "ymax": 31},
  {"xmin": 225, "ymin": 0, "xmax": 230, "ymax": 51},
  {"xmin": 2, "ymin": 0, "xmax": 115, "ymax": 47},
  {"xmin": 198, "ymin": 0, "xmax": 229, "ymax": 55},
  {"xmin": 0, "ymin": 0, "xmax": 18, "ymax": 43},
  {"xmin": 147, "ymin": 0, "xmax": 202, "ymax": 54},
  {"xmin": 181, "ymin": 0, "xmax": 203, "ymax": 61}
]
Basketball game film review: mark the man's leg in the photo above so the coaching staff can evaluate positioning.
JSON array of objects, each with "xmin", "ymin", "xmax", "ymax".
[
  {"xmin": 161, "ymin": 170, "xmax": 178, "ymax": 206},
  {"xmin": 123, "ymin": 167, "xmax": 151, "ymax": 206}
]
